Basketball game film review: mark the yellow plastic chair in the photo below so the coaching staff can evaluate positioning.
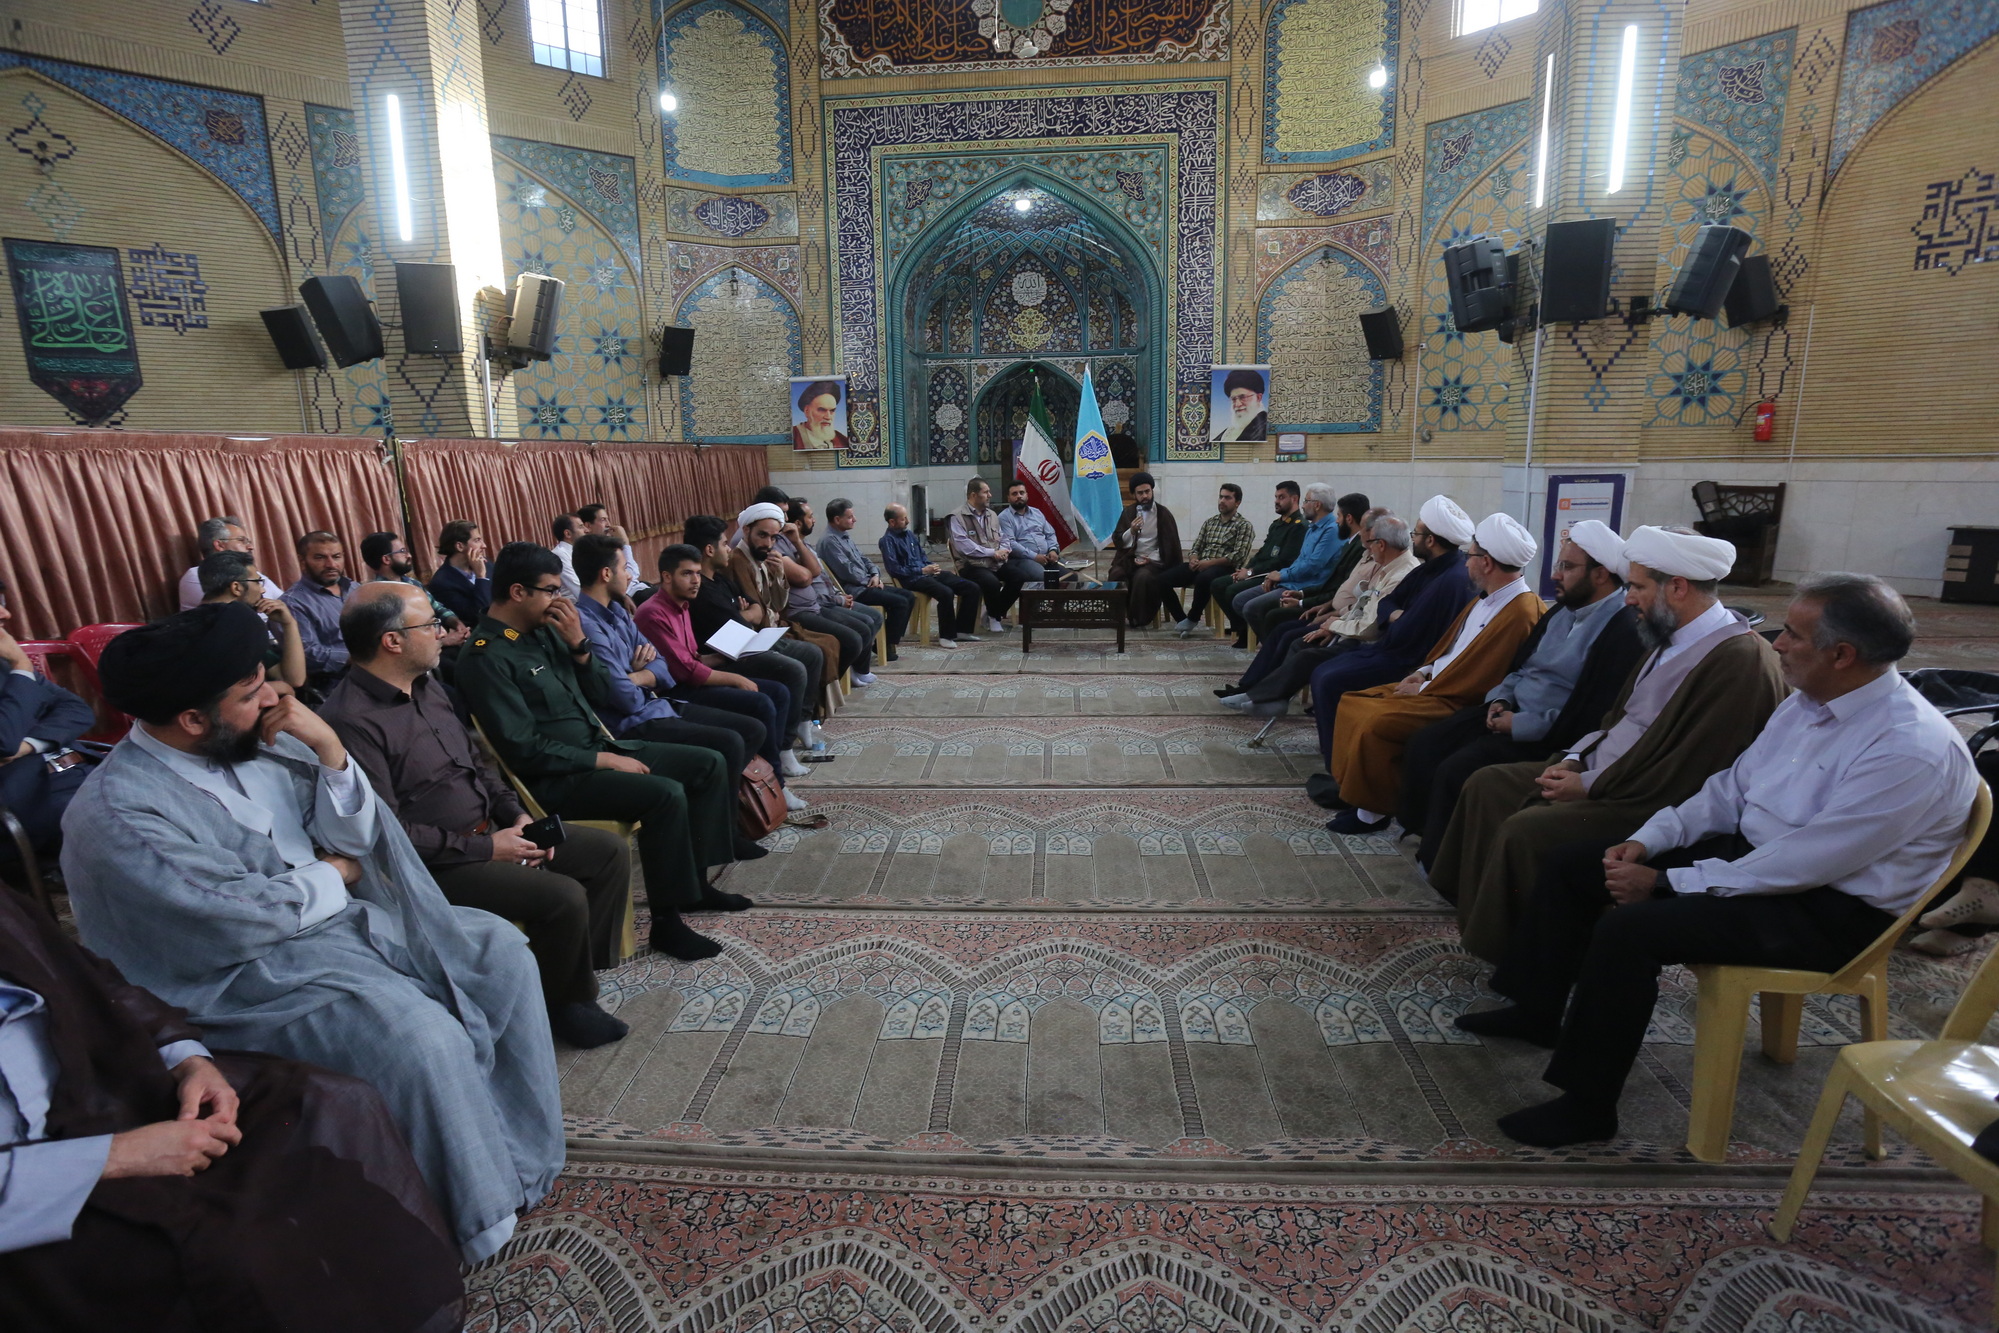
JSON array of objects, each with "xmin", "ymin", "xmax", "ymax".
[
  {"xmin": 908, "ymin": 591, "xmax": 934, "ymax": 646},
  {"xmin": 470, "ymin": 717, "xmax": 640, "ymax": 965},
  {"xmin": 874, "ymin": 619, "xmax": 889, "ymax": 666},
  {"xmin": 1772, "ymin": 833, "xmax": 1999, "ymax": 1318},
  {"xmin": 1203, "ymin": 596, "xmax": 1228, "ymax": 638},
  {"xmin": 1684, "ymin": 780, "xmax": 1993, "ymax": 1161}
]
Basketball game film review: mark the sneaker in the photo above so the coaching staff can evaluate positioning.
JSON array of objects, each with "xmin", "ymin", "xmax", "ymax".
[
  {"xmin": 937, "ymin": 637, "xmax": 959, "ymax": 649},
  {"xmin": 851, "ymin": 672, "xmax": 878, "ymax": 687},
  {"xmin": 986, "ymin": 617, "xmax": 1007, "ymax": 633},
  {"xmin": 956, "ymin": 632, "xmax": 981, "ymax": 643},
  {"xmin": 783, "ymin": 787, "xmax": 809, "ymax": 811},
  {"xmin": 780, "ymin": 751, "xmax": 811, "ymax": 778},
  {"xmin": 1921, "ymin": 877, "xmax": 1999, "ymax": 930}
]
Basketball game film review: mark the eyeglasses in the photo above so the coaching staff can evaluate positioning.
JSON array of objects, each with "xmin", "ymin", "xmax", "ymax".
[
  {"xmin": 530, "ymin": 583, "xmax": 564, "ymax": 597},
  {"xmin": 395, "ymin": 617, "xmax": 446, "ymax": 634}
]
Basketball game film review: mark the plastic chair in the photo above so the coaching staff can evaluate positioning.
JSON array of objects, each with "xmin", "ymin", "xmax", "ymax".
[
  {"xmin": 874, "ymin": 620, "xmax": 889, "ymax": 667},
  {"xmin": 0, "ymin": 803, "xmax": 56, "ymax": 922},
  {"xmin": 1203, "ymin": 596, "xmax": 1229, "ymax": 638},
  {"xmin": 64, "ymin": 624, "xmax": 145, "ymax": 743},
  {"xmin": 1771, "ymin": 875, "xmax": 1999, "ymax": 1319},
  {"xmin": 15, "ymin": 639, "xmax": 70, "ymax": 679},
  {"xmin": 909, "ymin": 591, "xmax": 934, "ymax": 647},
  {"xmin": 1683, "ymin": 780, "xmax": 1993, "ymax": 1161},
  {"xmin": 469, "ymin": 717, "xmax": 638, "ymax": 965}
]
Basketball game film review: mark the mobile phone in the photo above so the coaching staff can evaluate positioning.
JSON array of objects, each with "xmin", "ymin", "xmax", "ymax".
[{"xmin": 522, "ymin": 815, "xmax": 567, "ymax": 849}]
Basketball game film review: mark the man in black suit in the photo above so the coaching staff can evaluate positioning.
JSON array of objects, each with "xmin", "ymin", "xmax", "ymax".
[{"xmin": 0, "ymin": 580, "xmax": 98, "ymax": 859}]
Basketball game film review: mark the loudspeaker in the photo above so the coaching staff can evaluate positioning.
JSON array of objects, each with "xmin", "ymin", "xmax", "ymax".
[
  {"xmin": 395, "ymin": 262, "xmax": 462, "ymax": 354},
  {"xmin": 658, "ymin": 325, "xmax": 696, "ymax": 377},
  {"xmin": 259, "ymin": 305, "xmax": 327, "ymax": 370},
  {"xmin": 507, "ymin": 272, "xmax": 564, "ymax": 361},
  {"xmin": 1540, "ymin": 217, "xmax": 1616, "ymax": 323},
  {"xmin": 1664, "ymin": 224, "xmax": 1751, "ymax": 320},
  {"xmin": 1443, "ymin": 236, "xmax": 1513, "ymax": 333},
  {"xmin": 297, "ymin": 275, "xmax": 383, "ymax": 367},
  {"xmin": 1358, "ymin": 306, "xmax": 1404, "ymax": 360},
  {"xmin": 1724, "ymin": 254, "xmax": 1782, "ymax": 327}
]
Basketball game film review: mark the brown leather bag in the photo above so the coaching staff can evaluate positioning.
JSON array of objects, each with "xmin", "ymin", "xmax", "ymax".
[{"xmin": 737, "ymin": 756, "xmax": 786, "ymax": 839}]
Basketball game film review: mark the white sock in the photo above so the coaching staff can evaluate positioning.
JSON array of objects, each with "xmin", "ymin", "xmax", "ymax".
[{"xmin": 1354, "ymin": 808, "xmax": 1386, "ymax": 824}]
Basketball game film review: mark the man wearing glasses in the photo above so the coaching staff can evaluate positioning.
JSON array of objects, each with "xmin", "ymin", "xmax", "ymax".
[
  {"xmin": 455, "ymin": 543, "xmax": 759, "ymax": 964},
  {"xmin": 175, "ymin": 515, "xmax": 283, "ymax": 611},
  {"xmin": 195, "ymin": 550, "xmax": 307, "ymax": 693}
]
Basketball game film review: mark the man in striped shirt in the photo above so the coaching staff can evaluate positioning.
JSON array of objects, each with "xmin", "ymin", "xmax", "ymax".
[{"xmin": 1170, "ymin": 484, "xmax": 1257, "ymax": 636}]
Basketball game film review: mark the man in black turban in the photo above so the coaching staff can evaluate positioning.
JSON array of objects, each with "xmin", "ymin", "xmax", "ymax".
[{"xmin": 98, "ymin": 602, "xmax": 277, "ymax": 763}]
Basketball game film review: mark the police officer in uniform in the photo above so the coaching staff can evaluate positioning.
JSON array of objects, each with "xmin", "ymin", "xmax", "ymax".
[{"xmin": 454, "ymin": 544, "xmax": 763, "ymax": 963}]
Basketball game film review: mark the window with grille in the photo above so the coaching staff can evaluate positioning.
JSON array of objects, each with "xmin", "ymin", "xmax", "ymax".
[
  {"xmin": 1458, "ymin": 0, "xmax": 1538, "ymax": 37},
  {"xmin": 529, "ymin": 0, "xmax": 605, "ymax": 77}
]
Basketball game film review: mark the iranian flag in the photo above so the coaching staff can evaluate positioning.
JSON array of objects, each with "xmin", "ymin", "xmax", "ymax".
[{"xmin": 1013, "ymin": 379, "xmax": 1077, "ymax": 547}]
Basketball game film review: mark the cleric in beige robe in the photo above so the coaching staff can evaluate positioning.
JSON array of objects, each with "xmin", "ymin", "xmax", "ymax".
[
  {"xmin": 1429, "ymin": 526, "xmax": 1788, "ymax": 960},
  {"xmin": 1326, "ymin": 514, "xmax": 1545, "ymax": 835}
]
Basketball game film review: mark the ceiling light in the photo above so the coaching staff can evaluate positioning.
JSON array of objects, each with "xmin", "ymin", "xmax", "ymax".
[
  {"xmin": 659, "ymin": 91, "xmax": 678, "ymax": 112},
  {"xmin": 1606, "ymin": 24, "xmax": 1638, "ymax": 194},
  {"xmin": 1368, "ymin": 64, "xmax": 1388, "ymax": 89},
  {"xmin": 385, "ymin": 93, "xmax": 413, "ymax": 244},
  {"xmin": 1534, "ymin": 53, "xmax": 1554, "ymax": 207},
  {"xmin": 1014, "ymin": 197, "xmax": 1033, "ymax": 213}
]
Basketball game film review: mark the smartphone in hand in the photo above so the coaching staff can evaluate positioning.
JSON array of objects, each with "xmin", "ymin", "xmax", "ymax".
[{"xmin": 522, "ymin": 815, "xmax": 568, "ymax": 849}]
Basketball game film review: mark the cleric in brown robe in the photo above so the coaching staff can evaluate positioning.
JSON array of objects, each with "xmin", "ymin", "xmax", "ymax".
[
  {"xmin": 1107, "ymin": 471, "xmax": 1186, "ymax": 627},
  {"xmin": 0, "ymin": 885, "xmax": 463, "ymax": 1333}
]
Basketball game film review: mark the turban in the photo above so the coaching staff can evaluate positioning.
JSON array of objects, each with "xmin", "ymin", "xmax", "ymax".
[
  {"xmin": 1474, "ymin": 512, "xmax": 1537, "ymax": 568},
  {"xmin": 796, "ymin": 379, "xmax": 843, "ymax": 409},
  {"xmin": 1623, "ymin": 525, "xmax": 1736, "ymax": 581},
  {"xmin": 99, "ymin": 603, "xmax": 269, "ymax": 724},
  {"xmin": 1565, "ymin": 519, "xmax": 1627, "ymax": 579},
  {"xmin": 1221, "ymin": 368, "xmax": 1266, "ymax": 397},
  {"xmin": 1419, "ymin": 495, "xmax": 1476, "ymax": 547},
  {"xmin": 737, "ymin": 502, "xmax": 786, "ymax": 530}
]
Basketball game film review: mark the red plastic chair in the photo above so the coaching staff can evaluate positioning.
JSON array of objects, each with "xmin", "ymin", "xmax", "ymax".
[
  {"xmin": 15, "ymin": 639, "xmax": 71, "ymax": 679},
  {"xmin": 66, "ymin": 623, "xmax": 145, "ymax": 743}
]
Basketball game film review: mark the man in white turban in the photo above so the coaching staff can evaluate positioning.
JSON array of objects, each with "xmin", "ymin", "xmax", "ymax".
[
  {"xmin": 1430, "ymin": 523, "xmax": 1787, "ymax": 960},
  {"xmin": 1325, "ymin": 514, "xmax": 1547, "ymax": 834},
  {"xmin": 1420, "ymin": 495, "xmax": 1477, "ymax": 548}
]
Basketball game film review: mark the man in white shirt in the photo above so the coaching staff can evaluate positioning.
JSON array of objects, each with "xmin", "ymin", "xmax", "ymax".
[
  {"xmin": 1460, "ymin": 572, "xmax": 1980, "ymax": 1148},
  {"xmin": 577, "ymin": 502, "xmax": 646, "ymax": 591},
  {"xmin": 550, "ymin": 512, "xmax": 584, "ymax": 600},
  {"xmin": 175, "ymin": 515, "xmax": 283, "ymax": 610}
]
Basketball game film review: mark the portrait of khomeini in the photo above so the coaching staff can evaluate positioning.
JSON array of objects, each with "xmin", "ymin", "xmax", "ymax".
[{"xmin": 792, "ymin": 377, "xmax": 849, "ymax": 451}]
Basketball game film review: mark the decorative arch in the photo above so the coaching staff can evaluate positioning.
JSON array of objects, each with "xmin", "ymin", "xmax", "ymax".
[
  {"xmin": 1256, "ymin": 245, "xmax": 1385, "ymax": 434},
  {"xmin": 976, "ymin": 253, "xmax": 1083, "ymax": 356},
  {"xmin": 660, "ymin": 0, "xmax": 793, "ymax": 187},
  {"xmin": 672, "ymin": 266, "xmax": 802, "ymax": 441},
  {"xmin": 1419, "ymin": 134, "xmax": 1533, "ymax": 434},
  {"xmin": 968, "ymin": 358, "xmax": 1085, "ymax": 468},
  {"xmin": 1262, "ymin": 0, "xmax": 1398, "ymax": 165},
  {"xmin": 1829, "ymin": 0, "xmax": 1999, "ymax": 179}
]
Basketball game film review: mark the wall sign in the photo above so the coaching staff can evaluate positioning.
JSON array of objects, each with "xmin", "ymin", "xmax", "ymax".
[
  {"xmin": 5, "ymin": 238, "xmax": 143, "ymax": 423},
  {"xmin": 1276, "ymin": 432, "xmax": 1306, "ymax": 453},
  {"xmin": 1539, "ymin": 472, "xmax": 1627, "ymax": 598}
]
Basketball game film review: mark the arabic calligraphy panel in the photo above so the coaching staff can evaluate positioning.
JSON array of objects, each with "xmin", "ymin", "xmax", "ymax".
[
  {"xmin": 661, "ymin": 0, "xmax": 792, "ymax": 187},
  {"xmin": 4, "ymin": 237, "xmax": 142, "ymax": 423},
  {"xmin": 1264, "ymin": 0, "xmax": 1398, "ymax": 164},
  {"xmin": 1257, "ymin": 246, "xmax": 1383, "ymax": 434},
  {"xmin": 674, "ymin": 267, "xmax": 802, "ymax": 441},
  {"xmin": 820, "ymin": 0, "xmax": 1229, "ymax": 77}
]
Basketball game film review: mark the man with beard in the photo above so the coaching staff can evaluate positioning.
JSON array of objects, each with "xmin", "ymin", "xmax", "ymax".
[
  {"xmin": 280, "ymin": 531, "xmax": 356, "ymax": 690},
  {"xmin": 1107, "ymin": 473, "xmax": 1186, "ymax": 628},
  {"xmin": 1167, "ymin": 484, "xmax": 1255, "ymax": 635},
  {"xmin": 792, "ymin": 380, "xmax": 849, "ymax": 452},
  {"xmin": 59, "ymin": 602, "xmax": 563, "ymax": 1267},
  {"xmin": 1212, "ymin": 482, "xmax": 1308, "ymax": 649},
  {"xmin": 998, "ymin": 481, "xmax": 1071, "ymax": 590},
  {"xmin": 1400, "ymin": 521, "xmax": 1644, "ymax": 867},
  {"xmin": 199, "ymin": 552, "xmax": 308, "ymax": 694},
  {"xmin": 359, "ymin": 532, "xmax": 467, "ymax": 649},
  {"xmin": 1429, "ymin": 526, "xmax": 1787, "ymax": 961},
  {"xmin": 779, "ymin": 499, "xmax": 883, "ymax": 686},
  {"xmin": 576, "ymin": 503, "xmax": 646, "ymax": 593},
  {"xmin": 727, "ymin": 502, "xmax": 845, "ymax": 732},
  {"xmin": 1209, "ymin": 368, "xmax": 1268, "ymax": 443}
]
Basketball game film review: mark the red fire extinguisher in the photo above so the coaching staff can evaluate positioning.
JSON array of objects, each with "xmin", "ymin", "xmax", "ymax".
[{"xmin": 1753, "ymin": 400, "xmax": 1776, "ymax": 442}]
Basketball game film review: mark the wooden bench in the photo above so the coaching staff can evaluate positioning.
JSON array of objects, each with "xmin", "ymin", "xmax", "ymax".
[{"xmin": 1692, "ymin": 481, "xmax": 1785, "ymax": 586}]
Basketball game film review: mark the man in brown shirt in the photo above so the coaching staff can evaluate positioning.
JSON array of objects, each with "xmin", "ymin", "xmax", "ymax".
[{"xmin": 319, "ymin": 583, "xmax": 632, "ymax": 1049}]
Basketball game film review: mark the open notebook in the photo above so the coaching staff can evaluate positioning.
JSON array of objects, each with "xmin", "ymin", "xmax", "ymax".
[{"xmin": 705, "ymin": 620, "xmax": 789, "ymax": 660}]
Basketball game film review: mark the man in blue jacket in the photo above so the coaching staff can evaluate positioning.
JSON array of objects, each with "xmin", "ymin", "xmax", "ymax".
[
  {"xmin": 0, "ymin": 580, "xmax": 97, "ymax": 858},
  {"xmin": 880, "ymin": 502, "xmax": 982, "ymax": 647},
  {"xmin": 1230, "ymin": 483, "xmax": 1345, "ymax": 634}
]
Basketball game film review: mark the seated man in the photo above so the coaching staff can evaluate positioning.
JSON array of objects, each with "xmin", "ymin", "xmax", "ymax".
[
  {"xmin": 881, "ymin": 502, "xmax": 981, "ymax": 647},
  {"xmin": 1107, "ymin": 472, "xmax": 1185, "ymax": 628},
  {"xmin": 176, "ymin": 515, "xmax": 281, "ymax": 611},
  {"xmin": 571, "ymin": 533, "xmax": 770, "ymax": 782},
  {"xmin": 1463, "ymin": 573, "xmax": 1980, "ymax": 1148},
  {"xmin": 1429, "ymin": 526, "xmax": 1786, "ymax": 960},
  {"xmin": 729, "ymin": 503, "xmax": 848, "ymax": 721},
  {"xmin": 1229, "ymin": 484, "xmax": 1346, "ymax": 641},
  {"xmin": 950, "ymin": 478, "xmax": 1035, "ymax": 633},
  {"xmin": 279, "ymin": 530, "xmax": 355, "ymax": 691},
  {"xmin": 198, "ymin": 551, "xmax": 307, "ymax": 693},
  {"xmin": 456, "ymin": 543, "xmax": 757, "ymax": 963},
  {"xmin": 1170, "ymin": 484, "xmax": 1256, "ymax": 636},
  {"xmin": 62, "ymin": 603, "xmax": 563, "ymax": 1266},
  {"xmin": 1240, "ymin": 492, "xmax": 1370, "ymax": 645},
  {"xmin": 776, "ymin": 500, "xmax": 881, "ymax": 687},
  {"xmin": 320, "ymin": 583, "xmax": 632, "ymax": 1050},
  {"xmin": 1213, "ymin": 482, "xmax": 1307, "ymax": 648},
  {"xmin": 426, "ymin": 520, "xmax": 491, "ymax": 629},
  {"xmin": 680, "ymin": 513, "xmax": 825, "ymax": 755},
  {"xmin": 1326, "ymin": 513, "xmax": 1545, "ymax": 834},
  {"xmin": 1401, "ymin": 520, "xmax": 1643, "ymax": 866},
  {"xmin": 358, "ymin": 531, "xmax": 467, "ymax": 650},
  {"xmin": 819, "ymin": 498, "xmax": 913, "ymax": 660},
  {"xmin": 1221, "ymin": 511, "xmax": 1414, "ymax": 712},
  {"xmin": 1306, "ymin": 497, "xmax": 1478, "ymax": 771},
  {"xmin": 0, "ymin": 578, "xmax": 96, "ymax": 859},
  {"xmin": 998, "ymin": 481, "xmax": 1070, "ymax": 590},
  {"xmin": 577, "ymin": 503, "xmax": 646, "ymax": 593},
  {"xmin": 549, "ymin": 513, "xmax": 584, "ymax": 601},
  {"xmin": 0, "ymin": 882, "xmax": 464, "ymax": 1331}
]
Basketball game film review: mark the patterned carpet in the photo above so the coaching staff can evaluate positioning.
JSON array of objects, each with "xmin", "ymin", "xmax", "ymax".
[{"xmin": 466, "ymin": 613, "xmax": 1997, "ymax": 1331}]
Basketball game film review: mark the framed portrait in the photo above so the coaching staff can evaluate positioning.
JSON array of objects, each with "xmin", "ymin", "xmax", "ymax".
[
  {"xmin": 790, "ymin": 376, "xmax": 849, "ymax": 451},
  {"xmin": 1208, "ymin": 365, "xmax": 1270, "ymax": 444}
]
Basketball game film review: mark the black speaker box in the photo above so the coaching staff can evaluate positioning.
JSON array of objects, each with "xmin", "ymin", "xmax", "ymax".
[
  {"xmin": 659, "ymin": 326, "xmax": 696, "ymax": 377},
  {"xmin": 259, "ymin": 305, "xmax": 327, "ymax": 370},
  {"xmin": 395, "ymin": 262, "xmax": 462, "ymax": 354},
  {"xmin": 1724, "ymin": 254, "xmax": 1782, "ymax": 327},
  {"xmin": 507, "ymin": 273, "xmax": 563, "ymax": 362},
  {"xmin": 297, "ymin": 275, "xmax": 384, "ymax": 367},
  {"xmin": 1443, "ymin": 236, "xmax": 1513, "ymax": 333},
  {"xmin": 1665, "ymin": 224, "xmax": 1752, "ymax": 320},
  {"xmin": 1358, "ymin": 306, "xmax": 1403, "ymax": 360},
  {"xmin": 1540, "ymin": 217, "xmax": 1616, "ymax": 323}
]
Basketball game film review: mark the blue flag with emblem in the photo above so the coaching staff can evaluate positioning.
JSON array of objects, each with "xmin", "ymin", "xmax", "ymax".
[{"xmin": 1070, "ymin": 364, "xmax": 1119, "ymax": 549}]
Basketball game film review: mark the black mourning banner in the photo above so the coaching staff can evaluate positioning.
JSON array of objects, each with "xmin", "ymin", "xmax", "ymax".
[{"xmin": 5, "ymin": 237, "xmax": 143, "ymax": 423}]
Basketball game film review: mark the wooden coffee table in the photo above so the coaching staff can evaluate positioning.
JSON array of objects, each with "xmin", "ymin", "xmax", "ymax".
[{"xmin": 1018, "ymin": 587, "xmax": 1128, "ymax": 653}]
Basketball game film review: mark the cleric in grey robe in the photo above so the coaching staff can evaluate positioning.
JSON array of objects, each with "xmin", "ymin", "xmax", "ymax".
[{"xmin": 59, "ymin": 603, "xmax": 563, "ymax": 1265}]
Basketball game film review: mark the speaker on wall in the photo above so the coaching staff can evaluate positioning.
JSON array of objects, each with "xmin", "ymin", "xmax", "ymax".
[
  {"xmin": 1358, "ymin": 306, "xmax": 1404, "ymax": 360},
  {"xmin": 297, "ymin": 275, "xmax": 383, "ymax": 367},
  {"xmin": 658, "ymin": 326, "xmax": 696, "ymax": 377},
  {"xmin": 395, "ymin": 262, "xmax": 462, "ymax": 354},
  {"xmin": 259, "ymin": 305, "xmax": 327, "ymax": 370},
  {"xmin": 1540, "ymin": 217, "xmax": 1616, "ymax": 323},
  {"xmin": 507, "ymin": 272, "xmax": 564, "ymax": 362},
  {"xmin": 1664, "ymin": 224, "xmax": 1751, "ymax": 320},
  {"xmin": 1723, "ymin": 254, "xmax": 1783, "ymax": 327},
  {"xmin": 1443, "ymin": 236, "xmax": 1513, "ymax": 333}
]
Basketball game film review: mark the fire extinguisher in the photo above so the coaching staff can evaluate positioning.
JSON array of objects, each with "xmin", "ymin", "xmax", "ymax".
[{"xmin": 1752, "ymin": 400, "xmax": 1776, "ymax": 443}]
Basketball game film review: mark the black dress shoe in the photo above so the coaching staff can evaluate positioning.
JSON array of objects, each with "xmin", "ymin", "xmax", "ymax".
[
  {"xmin": 549, "ymin": 1001, "xmax": 629, "ymax": 1049},
  {"xmin": 1454, "ymin": 1004, "xmax": 1561, "ymax": 1048},
  {"xmin": 733, "ymin": 838, "xmax": 770, "ymax": 861},
  {"xmin": 1326, "ymin": 809, "xmax": 1391, "ymax": 835},
  {"xmin": 1305, "ymin": 772, "xmax": 1350, "ymax": 810},
  {"xmin": 1213, "ymin": 684, "xmax": 1244, "ymax": 698},
  {"xmin": 799, "ymin": 753, "xmax": 838, "ymax": 764},
  {"xmin": 696, "ymin": 886, "xmax": 754, "ymax": 912},
  {"xmin": 649, "ymin": 912, "xmax": 724, "ymax": 961},
  {"xmin": 1496, "ymin": 1094, "xmax": 1619, "ymax": 1148}
]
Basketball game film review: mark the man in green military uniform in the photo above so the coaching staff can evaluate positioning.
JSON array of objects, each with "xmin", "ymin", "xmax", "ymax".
[
  {"xmin": 456, "ymin": 543, "xmax": 763, "ymax": 962},
  {"xmin": 1213, "ymin": 481, "xmax": 1309, "ymax": 648}
]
